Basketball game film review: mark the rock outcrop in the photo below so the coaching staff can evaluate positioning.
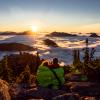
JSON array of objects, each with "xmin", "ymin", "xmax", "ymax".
[
  {"xmin": 0, "ymin": 79, "xmax": 11, "ymax": 100},
  {"xmin": 44, "ymin": 39, "xmax": 58, "ymax": 47}
]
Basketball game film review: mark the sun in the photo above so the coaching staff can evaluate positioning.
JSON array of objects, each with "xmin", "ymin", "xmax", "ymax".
[{"xmin": 31, "ymin": 25, "xmax": 38, "ymax": 32}]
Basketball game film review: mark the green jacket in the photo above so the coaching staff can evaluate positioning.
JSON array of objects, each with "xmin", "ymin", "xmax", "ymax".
[{"xmin": 37, "ymin": 65, "xmax": 65, "ymax": 89}]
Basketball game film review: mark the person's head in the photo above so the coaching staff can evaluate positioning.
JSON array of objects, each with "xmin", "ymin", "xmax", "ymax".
[
  {"xmin": 43, "ymin": 62, "xmax": 48, "ymax": 67},
  {"xmin": 53, "ymin": 58, "xmax": 58, "ymax": 64}
]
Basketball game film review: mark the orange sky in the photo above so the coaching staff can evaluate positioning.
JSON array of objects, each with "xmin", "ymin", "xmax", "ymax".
[{"xmin": 0, "ymin": 23, "xmax": 100, "ymax": 33}]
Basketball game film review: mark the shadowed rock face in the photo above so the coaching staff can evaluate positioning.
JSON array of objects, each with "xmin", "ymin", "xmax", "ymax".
[
  {"xmin": 0, "ymin": 43, "xmax": 34, "ymax": 51},
  {"xmin": 43, "ymin": 39, "xmax": 58, "ymax": 47},
  {"xmin": 0, "ymin": 79, "xmax": 11, "ymax": 100}
]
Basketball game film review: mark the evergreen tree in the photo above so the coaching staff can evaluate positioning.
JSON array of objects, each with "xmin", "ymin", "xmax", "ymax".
[
  {"xmin": 23, "ymin": 64, "xmax": 31, "ymax": 85},
  {"xmin": 73, "ymin": 49, "xmax": 81, "ymax": 67},
  {"xmin": 36, "ymin": 52, "xmax": 40, "ymax": 72},
  {"xmin": 90, "ymin": 48, "xmax": 95, "ymax": 61},
  {"xmin": 83, "ymin": 38, "xmax": 92, "ymax": 75},
  {"xmin": 0, "ymin": 63, "xmax": 3, "ymax": 77},
  {"xmin": 16, "ymin": 64, "xmax": 31, "ymax": 85},
  {"xmin": 3, "ymin": 56, "xmax": 13, "ymax": 83},
  {"xmin": 83, "ymin": 38, "xmax": 90, "ymax": 64}
]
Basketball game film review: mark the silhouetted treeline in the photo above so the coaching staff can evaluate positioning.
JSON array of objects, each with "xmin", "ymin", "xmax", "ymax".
[
  {"xmin": 73, "ymin": 38, "xmax": 100, "ymax": 81},
  {"xmin": 0, "ymin": 52, "xmax": 41, "ymax": 83}
]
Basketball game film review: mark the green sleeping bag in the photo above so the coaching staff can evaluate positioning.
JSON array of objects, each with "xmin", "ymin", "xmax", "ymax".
[{"xmin": 37, "ymin": 65, "xmax": 65, "ymax": 89}]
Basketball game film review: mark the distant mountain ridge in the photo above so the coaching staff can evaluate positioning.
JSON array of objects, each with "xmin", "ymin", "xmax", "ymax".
[
  {"xmin": 46, "ymin": 32, "xmax": 100, "ymax": 37},
  {"xmin": 0, "ymin": 31, "xmax": 34, "ymax": 35},
  {"xmin": 0, "ymin": 31, "xmax": 100, "ymax": 37},
  {"xmin": 46, "ymin": 32, "xmax": 78, "ymax": 37},
  {"xmin": 89, "ymin": 33, "xmax": 100, "ymax": 37}
]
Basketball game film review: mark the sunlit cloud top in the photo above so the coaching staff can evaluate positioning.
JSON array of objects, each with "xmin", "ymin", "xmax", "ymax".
[{"xmin": 0, "ymin": 0, "xmax": 100, "ymax": 33}]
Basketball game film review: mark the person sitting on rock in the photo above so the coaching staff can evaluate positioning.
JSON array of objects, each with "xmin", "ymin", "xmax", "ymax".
[
  {"xmin": 37, "ymin": 60, "xmax": 65, "ymax": 89},
  {"xmin": 48, "ymin": 58, "xmax": 59, "ymax": 68}
]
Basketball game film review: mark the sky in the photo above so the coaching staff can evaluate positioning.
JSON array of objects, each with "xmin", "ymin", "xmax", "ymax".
[{"xmin": 0, "ymin": 0, "xmax": 100, "ymax": 33}]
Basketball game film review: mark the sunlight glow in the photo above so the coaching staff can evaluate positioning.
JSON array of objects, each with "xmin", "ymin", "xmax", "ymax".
[{"xmin": 31, "ymin": 25, "xmax": 38, "ymax": 32}]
